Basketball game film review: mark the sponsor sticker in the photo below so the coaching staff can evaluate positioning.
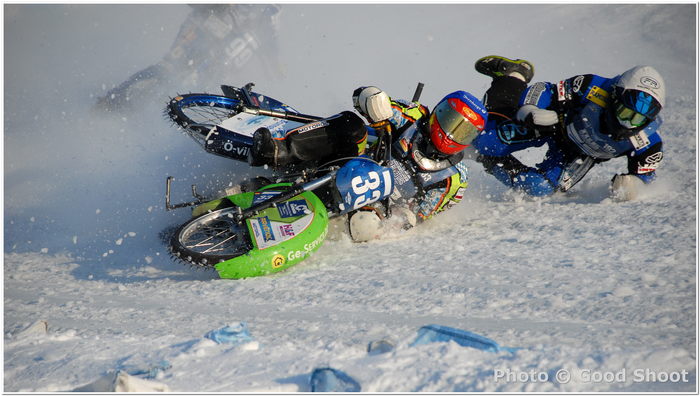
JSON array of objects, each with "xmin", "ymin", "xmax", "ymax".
[
  {"xmin": 389, "ymin": 159, "xmax": 411, "ymax": 185},
  {"xmin": 629, "ymin": 131, "xmax": 650, "ymax": 150},
  {"xmin": 253, "ymin": 191, "xmax": 281, "ymax": 204},
  {"xmin": 586, "ymin": 86, "xmax": 609, "ymax": 108},
  {"xmin": 289, "ymin": 120, "xmax": 329, "ymax": 135},
  {"xmin": 257, "ymin": 216, "xmax": 275, "ymax": 242},
  {"xmin": 572, "ymin": 75, "xmax": 585, "ymax": 93},
  {"xmin": 557, "ymin": 81, "xmax": 567, "ymax": 101},
  {"xmin": 640, "ymin": 76, "xmax": 660, "ymax": 90},
  {"xmin": 276, "ymin": 199, "xmax": 309, "ymax": 218},
  {"xmin": 638, "ymin": 152, "xmax": 663, "ymax": 173},
  {"xmin": 279, "ymin": 224, "xmax": 295, "ymax": 237},
  {"xmin": 271, "ymin": 254, "xmax": 285, "ymax": 268},
  {"xmin": 523, "ymin": 82, "xmax": 546, "ymax": 105}
]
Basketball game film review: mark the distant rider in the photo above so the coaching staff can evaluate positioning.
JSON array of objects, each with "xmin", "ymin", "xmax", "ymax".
[
  {"xmin": 97, "ymin": 4, "xmax": 281, "ymax": 111},
  {"xmin": 249, "ymin": 86, "xmax": 488, "ymax": 241},
  {"xmin": 469, "ymin": 55, "xmax": 665, "ymax": 200}
]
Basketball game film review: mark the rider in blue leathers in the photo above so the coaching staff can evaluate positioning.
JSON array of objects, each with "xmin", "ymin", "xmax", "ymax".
[{"xmin": 470, "ymin": 55, "xmax": 665, "ymax": 198}]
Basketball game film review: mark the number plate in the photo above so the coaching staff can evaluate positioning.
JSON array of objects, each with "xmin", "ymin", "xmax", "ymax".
[{"xmin": 334, "ymin": 158, "xmax": 394, "ymax": 215}]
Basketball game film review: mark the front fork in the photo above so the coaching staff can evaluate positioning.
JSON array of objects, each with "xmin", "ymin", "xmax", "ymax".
[{"xmin": 165, "ymin": 176, "xmax": 208, "ymax": 211}]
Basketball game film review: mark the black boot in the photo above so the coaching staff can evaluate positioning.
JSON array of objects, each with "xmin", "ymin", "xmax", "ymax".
[{"xmin": 475, "ymin": 55, "xmax": 534, "ymax": 83}]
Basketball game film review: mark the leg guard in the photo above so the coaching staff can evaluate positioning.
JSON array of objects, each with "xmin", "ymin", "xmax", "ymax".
[
  {"xmin": 249, "ymin": 127, "xmax": 292, "ymax": 167},
  {"xmin": 287, "ymin": 111, "xmax": 367, "ymax": 162},
  {"xmin": 250, "ymin": 111, "xmax": 367, "ymax": 168}
]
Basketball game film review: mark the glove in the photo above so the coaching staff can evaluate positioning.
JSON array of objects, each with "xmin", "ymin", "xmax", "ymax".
[
  {"xmin": 611, "ymin": 174, "xmax": 646, "ymax": 201},
  {"xmin": 352, "ymin": 86, "xmax": 393, "ymax": 123},
  {"xmin": 516, "ymin": 104, "xmax": 560, "ymax": 135}
]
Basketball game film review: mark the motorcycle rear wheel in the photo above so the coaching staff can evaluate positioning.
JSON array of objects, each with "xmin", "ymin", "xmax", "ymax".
[{"xmin": 170, "ymin": 206, "xmax": 252, "ymax": 268}]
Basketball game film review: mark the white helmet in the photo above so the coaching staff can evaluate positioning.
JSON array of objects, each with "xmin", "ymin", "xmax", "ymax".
[
  {"xmin": 352, "ymin": 86, "xmax": 393, "ymax": 123},
  {"xmin": 608, "ymin": 66, "xmax": 665, "ymax": 137}
]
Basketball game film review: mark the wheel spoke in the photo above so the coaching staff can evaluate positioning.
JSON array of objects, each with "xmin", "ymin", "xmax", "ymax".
[
  {"xmin": 188, "ymin": 227, "xmax": 229, "ymax": 249},
  {"xmin": 183, "ymin": 103, "xmax": 234, "ymax": 125},
  {"xmin": 177, "ymin": 208, "xmax": 248, "ymax": 258},
  {"xmin": 202, "ymin": 233, "xmax": 238, "ymax": 254}
]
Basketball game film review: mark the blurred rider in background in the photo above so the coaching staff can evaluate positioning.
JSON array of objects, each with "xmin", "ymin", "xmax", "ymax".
[{"xmin": 96, "ymin": 4, "xmax": 281, "ymax": 112}]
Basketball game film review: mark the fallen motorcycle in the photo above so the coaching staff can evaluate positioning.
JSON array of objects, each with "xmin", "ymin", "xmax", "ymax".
[{"xmin": 165, "ymin": 83, "xmax": 401, "ymax": 278}]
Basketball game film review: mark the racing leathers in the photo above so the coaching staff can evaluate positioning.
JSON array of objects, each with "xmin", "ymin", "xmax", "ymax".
[
  {"xmin": 472, "ymin": 75, "xmax": 663, "ymax": 196},
  {"xmin": 375, "ymin": 98, "xmax": 468, "ymax": 222},
  {"xmin": 249, "ymin": 95, "xmax": 469, "ymax": 227}
]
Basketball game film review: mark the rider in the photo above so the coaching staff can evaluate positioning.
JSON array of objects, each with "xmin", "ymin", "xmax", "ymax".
[
  {"xmin": 470, "ymin": 55, "xmax": 665, "ymax": 200},
  {"xmin": 249, "ymin": 86, "xmax": 488, "ymax": 241},
  {"xmin": 96, "ymin": 4, "xmax": 281, "ymax": 111}
]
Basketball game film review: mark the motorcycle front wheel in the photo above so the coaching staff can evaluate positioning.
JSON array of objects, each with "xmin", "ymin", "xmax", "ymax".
[{"xmin": 170, "ymin": 206, "xmax": 252, "ymax": 268}]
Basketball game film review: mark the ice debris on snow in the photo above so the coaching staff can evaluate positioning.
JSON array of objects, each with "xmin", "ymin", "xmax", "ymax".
[
  {"xmin": 204, "ymin": 322, "xmax": 255, "ymax": 346},
  {"xmin": 410, "ymin": 324, "xmax": 519, "ymax": 353},
  {"xmin": 309, "ymin": 367, "xmax": 361, "ymax": 392},
  {"xmin": 11, "ymin": 320, "xmax": 48, "ymax": 340},
  {"xmin": 73, "ymin": 370, "xmax": 170, "ymax": 392},
  {"xmin": 121, "ymin": 360, "xmax": 172, "ymax": 380},
  {"xmin": 367, "ymin": 339, "xmax": 395, "ymax": 355}
]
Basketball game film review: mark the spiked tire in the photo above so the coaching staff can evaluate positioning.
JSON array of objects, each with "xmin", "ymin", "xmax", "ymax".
[
  {"xmin": 166, "ymin": 94, "xmax": 242, "ymax": 146},
  {"xmin": 169, "ymin": 206, "xmax": 253, "ymax": 268}
]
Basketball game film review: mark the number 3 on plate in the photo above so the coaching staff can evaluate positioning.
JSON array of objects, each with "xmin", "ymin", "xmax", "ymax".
[{"xmin": 350, "ymin": 170, "xmax": 392, "ymax": 210}]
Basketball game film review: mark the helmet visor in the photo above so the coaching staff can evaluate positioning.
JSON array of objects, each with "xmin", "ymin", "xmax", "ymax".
[
  {"xmin": 614, "ymin": 87, "xmax": 661, "ymax": 126},
  {"xmin": 433, "ymin": 99, "xmax": 483, "ymax": 146},
  {"xmin": 615, "ymin": 103, "xmax": 648, "ymax": 128}
]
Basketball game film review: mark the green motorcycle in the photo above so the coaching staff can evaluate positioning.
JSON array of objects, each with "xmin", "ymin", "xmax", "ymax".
[{"xmin": 165, "ymin": 83, "xmax": 396, "ymax": 279}]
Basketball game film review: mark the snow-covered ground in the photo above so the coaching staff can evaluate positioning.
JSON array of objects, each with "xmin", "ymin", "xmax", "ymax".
[{"xmin": 4, "ymin": 4, "xmax": 697, "ymax": 392}]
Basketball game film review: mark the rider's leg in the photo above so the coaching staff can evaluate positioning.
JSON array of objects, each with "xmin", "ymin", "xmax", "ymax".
[
  {"xmin": 473, "ymin": 123, "xmax": 558, "ymax": 196},
  {"xmin": 475, "ymin": 55, "xmax": 534, "ymax": 119},
  {"xmin": 477, "ymin": 154, "xmax": 557, "ymax": 196}
]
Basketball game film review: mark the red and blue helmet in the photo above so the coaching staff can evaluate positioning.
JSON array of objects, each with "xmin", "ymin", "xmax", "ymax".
[{"xmin": 428, "ymin": 91, "xmax": 488, "ymax": 155}]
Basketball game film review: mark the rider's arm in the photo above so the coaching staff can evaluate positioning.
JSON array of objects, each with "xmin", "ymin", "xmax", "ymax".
[
  {"xmin": 611, "ymin": 134, "xmax": 662, "ymax": 200},
  {"xmin": 626, "ymin": 134, "xmax": 663, "ymax": 183},
  {"xmin": 516, "ymin": 74, "xmax": 612, "ymax": 134},
  {"xmin": 414, "ymin": 167, "xmax": 468, "ymax": 221},
  {"xmin": 385, "ymin": 98, "xmax": 429, "ymax": 132},
  {"xmin": 519, "ymin": 74, "xmax": 609, "ymax": 112}
]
